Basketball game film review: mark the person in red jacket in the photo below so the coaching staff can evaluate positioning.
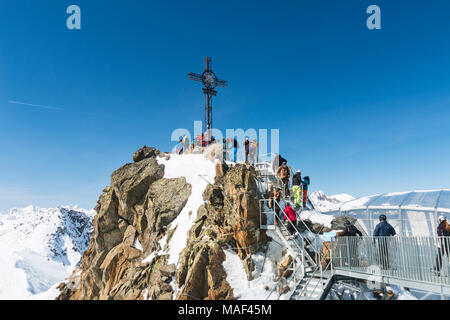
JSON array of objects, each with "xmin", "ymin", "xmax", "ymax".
[{"xmin": 283, "ymin": 203, "xmax": 297, "ymax": 236}]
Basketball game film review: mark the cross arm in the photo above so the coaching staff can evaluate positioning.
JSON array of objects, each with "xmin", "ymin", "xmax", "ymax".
[
  {"xmin": 187, "ymin": 72, "xmax": 203, "ymax": 82},
  {"xmin": 216, "ymin": 78, "xmax": 228, "ymax": 87}
]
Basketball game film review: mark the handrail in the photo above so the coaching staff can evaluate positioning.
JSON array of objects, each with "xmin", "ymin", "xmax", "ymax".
[
  {"xmin": 331, "ymin": 236, "xmax": 450, "ymax": 288},
  {"xmin": 300, "ymin": 245, "xmax": 332, "ymax": 300},
  {"xmin": 266, "ymin": 255, "xmax": 302, "ymax": 300},
  {"xmin": 272, "ymin": 199, "xmax": 317, "ymax": 266}
]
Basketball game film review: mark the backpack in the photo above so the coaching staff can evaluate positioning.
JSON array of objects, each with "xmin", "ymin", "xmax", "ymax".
[{"xmin": 303, "ymin": 176, "xmax": 310, "ymax": 185}]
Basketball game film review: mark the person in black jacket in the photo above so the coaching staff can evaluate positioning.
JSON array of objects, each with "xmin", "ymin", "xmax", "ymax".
[
  {"xmin": 244, "ymin": 138, "xmax": 250, "ymax": 163},
  {"xmin": 435, "ymin": 216, "xmax": 450, "ymax": 273},
  {"xmin": 337, "ymin": 220, "xmax": 363, "ymax": 267},
  {"xmin": 373, "ymin": 215, "xmax": 396, "ymax": 269},
  {"xmin": 233, "ymin": 138, "xmax": 239, "ymax": 162},
  {"xmin": 292, "ymin": 170, "xmax": 302, "ymax": 208}
]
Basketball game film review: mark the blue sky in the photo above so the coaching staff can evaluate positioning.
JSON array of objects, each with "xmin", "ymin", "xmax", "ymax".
[{"xmin": 1, "ymin": 0, "xmax": 449, "ymax": 211}]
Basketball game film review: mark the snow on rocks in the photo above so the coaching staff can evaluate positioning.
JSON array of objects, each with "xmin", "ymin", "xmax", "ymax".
[
  {"xmin": 222, "ymin": 230, "xmax": 295, "ymax": 300},
  {"xmin": 155, "ymin": 154, "xmax": 217, "ymax": 266},
  {"xmin": 0, "ymin": 206, "xmax": 94, "ymax": 299}
]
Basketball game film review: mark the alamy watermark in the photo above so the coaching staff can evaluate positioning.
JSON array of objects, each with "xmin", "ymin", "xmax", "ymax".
[
  {"xmin": 170, "ymin": 121, "xmax": 280, "ymax": 162},
  {"xmin": 66, "ymin": 5, "xmax": 81, "ymax": 30},
  {"xmin": 367, "ymin": 5, "xmax": 381, "ymax": 30},
  {"xmin": 66, "ymin": 5, "xmax": 380, "ymax": 31}
]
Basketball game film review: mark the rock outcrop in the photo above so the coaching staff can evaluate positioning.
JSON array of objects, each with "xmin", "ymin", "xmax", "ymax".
[
  {"xmin": 57, "ymin": 147, "xmax": 264, "ymax": 300},
  {"xmin": 176, "ymin": 162, "xmax": 267, "ymax": 300}
]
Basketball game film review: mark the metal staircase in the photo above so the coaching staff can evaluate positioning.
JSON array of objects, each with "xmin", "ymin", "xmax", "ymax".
[
  {"xmin": 256, "ymin": 160, "xmax": 450, "ymax": 300},
  {"xmin": 255, "ymin": 160, "xmax": 332, "ymax": 300},
  {"xmin": 289, "ymin": 243, "xmax": 333, "ymax": 300}
]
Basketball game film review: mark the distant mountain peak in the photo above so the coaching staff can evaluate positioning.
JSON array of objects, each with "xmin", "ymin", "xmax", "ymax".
[
  {"xmin": 0, "ymin": 206, "xmax": 93, "ymax": 299},
  {"xmin": 309, "ymin": 191, "xmax": 355, "ymax": 212}
]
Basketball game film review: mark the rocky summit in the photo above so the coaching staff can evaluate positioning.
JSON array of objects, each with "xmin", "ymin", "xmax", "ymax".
[{"xmin": 57, "ymin": 146, "xmax": 266, "ymax": 300}]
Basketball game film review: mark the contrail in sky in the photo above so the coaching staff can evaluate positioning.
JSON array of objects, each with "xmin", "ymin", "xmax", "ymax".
[{"xmin": 7, "ymin": 100, "xmax": 98, "ymax": 115}]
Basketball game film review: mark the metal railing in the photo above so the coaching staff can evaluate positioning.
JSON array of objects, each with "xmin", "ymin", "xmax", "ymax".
[
  {"xmin": 264, "ymin": 199, "xmax": 308, "ymax": 300},
  {"xmin": 296, "ymin": 244, "xmax": 332, "ymax": 300},
  {"xmin": 331, "ymin": 236, "xmax": 450, "ymax": 287}
]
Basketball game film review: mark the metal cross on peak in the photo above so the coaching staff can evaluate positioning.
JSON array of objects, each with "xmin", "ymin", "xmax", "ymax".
[{"xmin": 187, "ymin": 57, "xmax": 228, "ymax": 134}]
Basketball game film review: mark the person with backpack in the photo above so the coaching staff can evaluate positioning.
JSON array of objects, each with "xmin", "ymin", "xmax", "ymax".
[
  {"xmin": 301, "ymin": 176, "xmax": 310, "ymax": 207},
  {"xmin": 292, "ymin": 170, "xmax": 302, "ymax": 208},
  {"xmin": 276, "ymin": 162, "xmax": 291, "ymax": 197},
  {"xmin": 373, "ymin": 215, "xmax": 396, "ymax": 269},
  {"xmin": 434, "ymin": 216, "xmax": 450, "ymax": 274},
  {"xmin": 283, "ymin": 203, "xmax": 298, "ymax": 237}
]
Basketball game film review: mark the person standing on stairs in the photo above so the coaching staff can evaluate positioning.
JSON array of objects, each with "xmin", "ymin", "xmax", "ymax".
[
  {"xmin": 269, "ymin": 187, "xmax": 282, "ymax": 226},
  {"xmin": 283, "ymin": 203, "xmax": 297, "ymax": 237},
  {"xmin": 292, "ymin": 170, "xmax": 302, "ymax": 208},
  {"xmin": 276, "ymin": 162, "xmax": 291, "ymax": 197},
  {"xmin": 301, "ymin": 176, "xmax": 310, "ymax": 208}
]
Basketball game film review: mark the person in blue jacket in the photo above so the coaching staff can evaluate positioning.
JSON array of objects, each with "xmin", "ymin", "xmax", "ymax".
[{"xmin": 373, "ymin": 215, "xmax": 396, "ymax": 269}]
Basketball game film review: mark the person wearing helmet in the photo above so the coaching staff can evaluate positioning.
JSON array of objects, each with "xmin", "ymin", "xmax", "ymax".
[
  {"xmin": 434, "ymin": 216, "xmax": 450, "ymax": 274},
  {"xmin": 292, "ymin": 170, "xmax": 302, "ymax": 208},
  {"xmin": 301, "ymin": 176, "xmax": 310, "ymax": 207},
  {"xmin": 373, "ymin": 215, "xmax": 396, "ymax": 269}
]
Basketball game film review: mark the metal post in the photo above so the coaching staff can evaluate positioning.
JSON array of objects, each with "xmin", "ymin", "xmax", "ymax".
[{"xmin": 346, "ymin": 237, "xmax": 351, "ymax": 269}]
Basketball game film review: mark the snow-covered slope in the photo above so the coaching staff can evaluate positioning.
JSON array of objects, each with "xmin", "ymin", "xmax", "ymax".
[
  {"xmin": 309, "ymin": 191, "xmax": 355, "ymax": 212},
  {"xmin": 0, "ymin": 206, "xmax": 94, "ymax": 299}
]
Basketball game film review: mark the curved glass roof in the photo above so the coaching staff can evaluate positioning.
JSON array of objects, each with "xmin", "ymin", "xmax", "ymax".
[{"xmin": 328, "ymin": 190, "xmax": 450, "ymax": 213}]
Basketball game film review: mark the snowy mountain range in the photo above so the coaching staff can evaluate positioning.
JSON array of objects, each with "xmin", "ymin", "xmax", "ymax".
[
  {"xmin": 309, "ymin": 190, "xmax": 355, "ymax": 212},
  {"xmin": 0, "ymin": 206, "xmax": 94, "ymax": 299},
  {"xmin": 0, "ymin": 183, "xmax": 417, "ymax": 300},
  {"xmin": 0, "ymin": 189, "xmax": 345, "ymax": 300}
]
